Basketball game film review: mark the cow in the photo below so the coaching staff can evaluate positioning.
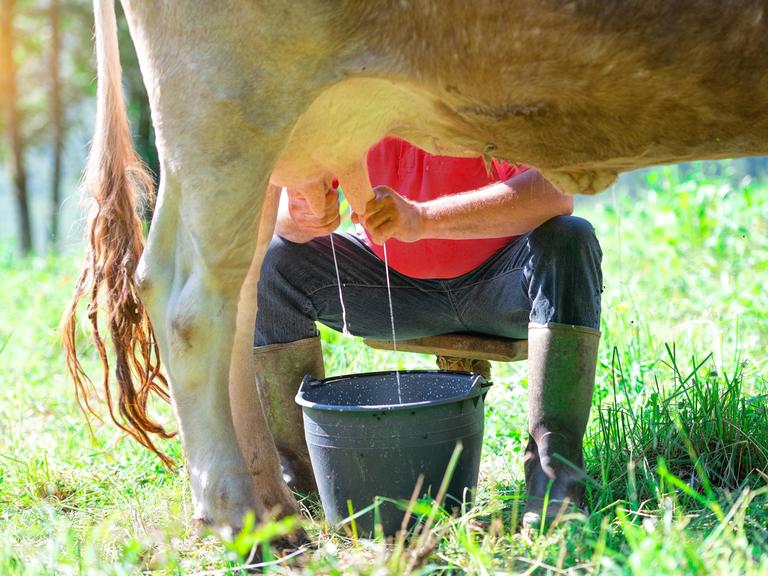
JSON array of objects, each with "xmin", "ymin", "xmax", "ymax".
[{"xmin": 64, "ymin": 0, "xmax": 768, "ymax": 533}]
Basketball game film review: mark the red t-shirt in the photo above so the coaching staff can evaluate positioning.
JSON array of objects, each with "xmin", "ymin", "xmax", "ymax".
[{"xmin": 361, "ymin": 137, "xmax": 528, "ymax": 279}]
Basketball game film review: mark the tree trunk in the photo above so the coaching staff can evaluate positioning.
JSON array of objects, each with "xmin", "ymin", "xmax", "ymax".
[
  {"xmin": 49, "ymin": 0, "xmax": 63, "ymax": 250},
  {"xmin": 0, "ymin": 0, "xmax": 32, "ymax": 254}
]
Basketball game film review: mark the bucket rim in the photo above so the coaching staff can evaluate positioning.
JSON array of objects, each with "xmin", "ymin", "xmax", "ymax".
[{"xmin": 295, "ymin": 369, "xmax": 491, "ymax": 412}]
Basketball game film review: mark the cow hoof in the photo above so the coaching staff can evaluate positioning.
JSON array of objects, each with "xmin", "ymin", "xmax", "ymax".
[
  {"xmin": 236, "ymin": 526, "xmax": 310, "ymax": 567},
  {"xmin": 273, "ymin": 525, "xmax": 310, "ymax": 554},
  {"xmin": 191, "ymin": 469, "xmax": 260, "ymax": 536},
  {"xmin": 257, "ymin": 478, "xmax": 302, "ymax": 520}
]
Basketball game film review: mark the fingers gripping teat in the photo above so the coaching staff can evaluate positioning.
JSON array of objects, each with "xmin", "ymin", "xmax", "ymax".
[{"xmin": 334, "ymin": 160, "xmax": 375, "ymax": 216}]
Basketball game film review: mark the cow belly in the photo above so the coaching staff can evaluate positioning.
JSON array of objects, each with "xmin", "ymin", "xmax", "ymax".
[{"xmin": 270, "ymin": 74, "xmax": 621, "ymax": 203}]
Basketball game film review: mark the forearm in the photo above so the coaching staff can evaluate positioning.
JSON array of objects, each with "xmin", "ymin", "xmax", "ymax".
[{"xmin": 419, "ymin": 169, "xmax": 574, "ymax": 240}]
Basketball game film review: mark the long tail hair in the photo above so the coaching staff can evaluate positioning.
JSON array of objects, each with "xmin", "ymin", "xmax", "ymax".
[{"xmin": 62, "ymin": 0, "xmax": 174, "ymax": 467}]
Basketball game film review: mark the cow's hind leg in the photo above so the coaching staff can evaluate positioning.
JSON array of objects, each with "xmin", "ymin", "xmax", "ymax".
[
  {"xmin": 228, "ymin": 186, "xmax": 301, "ymax": 515},
  {"xmin": 138, "ymin": 165, "xmax": 295, "ymax": 532}
]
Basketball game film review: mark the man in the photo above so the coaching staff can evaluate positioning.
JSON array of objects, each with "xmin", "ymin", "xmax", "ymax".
[{"xmin": 249, "ymin": 136, "xmax": 602, "ymax": 530}]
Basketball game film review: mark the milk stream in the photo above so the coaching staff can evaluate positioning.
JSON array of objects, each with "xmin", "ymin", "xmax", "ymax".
[
  {"xmin": 382, "ymin": 242, "xmax": 403, "ymax": 404},
  {"xmin": 329, "ymin": 233, "xmax": 350, "ymax": 335},
  {"xmin": 329, "ymin": 230, "xmax": 403, "ymax": 404}
]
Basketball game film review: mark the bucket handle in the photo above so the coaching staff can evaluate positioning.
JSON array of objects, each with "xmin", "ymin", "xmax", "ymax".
[
  {"xmin": 295, "ymin": 374, "xmax": 323, "ymax": 405},
  {"xmin": 299, "ymin": 374, "xmax": 321, "ymax": 391},
  {"xmin": 473, "ymin": 373, "xmax": 492, "ymax": 391}
]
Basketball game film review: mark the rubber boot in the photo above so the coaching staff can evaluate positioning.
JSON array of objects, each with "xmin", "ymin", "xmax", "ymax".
[
  {"xmin": 253, "ymin": 336, "xmax": 325, "ymax": 494},
  {"xmin": 522, "ymin": 322, "xmax": 600, "ymax": 532}
]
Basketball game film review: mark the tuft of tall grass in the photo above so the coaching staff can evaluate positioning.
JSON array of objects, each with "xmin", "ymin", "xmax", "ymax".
[{"xmin": 590, "ymin": 344, "xmax": 768, "ymax": 513}]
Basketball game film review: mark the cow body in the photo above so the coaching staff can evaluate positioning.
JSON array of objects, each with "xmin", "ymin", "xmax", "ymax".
[{"xmin": 74, "ymin": 0, "xmax": 768, "ymax": 530}]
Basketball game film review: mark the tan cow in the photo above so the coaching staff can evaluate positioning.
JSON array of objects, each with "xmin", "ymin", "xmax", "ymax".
[{"xmin": 64, "ymin": 0, "xmax": 768, "ymax": 532}]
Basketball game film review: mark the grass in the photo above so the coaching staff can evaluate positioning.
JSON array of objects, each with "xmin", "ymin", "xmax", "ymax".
[{"xmin": 1, "ymin": 163, "xmax": 767, "ymax": 574}]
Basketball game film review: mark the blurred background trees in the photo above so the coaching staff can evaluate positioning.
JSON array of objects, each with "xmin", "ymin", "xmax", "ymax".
[
  {"xmin": 1, "ymin": 0, "xmax": 32, "ymax": 254},
  {"xmin": 0, "ymin": 1, "xmax": 766, "ymax": 255},
  {"xmin": 0, "ymin": 0, "xmax": 154, "ymax": 254}
]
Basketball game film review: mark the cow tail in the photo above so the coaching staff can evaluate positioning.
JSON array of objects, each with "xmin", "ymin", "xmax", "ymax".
[{"xmin": 62, "ymin": 0, "xmax": 175, "ymax": 467}]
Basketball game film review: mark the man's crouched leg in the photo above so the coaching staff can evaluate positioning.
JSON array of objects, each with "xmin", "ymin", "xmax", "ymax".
[
  {"xmin": 522, "ymin": 216, "xmax": 602, "ymax": 532},
  {"xmin": 248, "ymin": 237, "xmax": 336, "ymax": 494}
]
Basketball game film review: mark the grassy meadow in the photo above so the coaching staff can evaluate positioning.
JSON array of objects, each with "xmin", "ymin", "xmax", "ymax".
[{"xmin": 1, "ymin": 165, "xmax": 767, "ymax": 574}]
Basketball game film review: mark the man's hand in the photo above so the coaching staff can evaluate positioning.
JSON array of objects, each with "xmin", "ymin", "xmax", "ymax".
[
  {"xmin": 361, "ymin": 169, "xmax": 573, "ymax": 241},
  {"xmin": 355, "ymin": 185, "xmax": 424, "ymax": 244},
  {"xmin": 286, "ymin": 186, "xmax": 340, "ymax": 238}
]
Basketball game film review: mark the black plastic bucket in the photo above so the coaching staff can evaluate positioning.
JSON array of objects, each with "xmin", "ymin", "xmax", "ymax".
[{"xmin": 295, "ymin": 370, "xmax": 491, "ymax": 535}]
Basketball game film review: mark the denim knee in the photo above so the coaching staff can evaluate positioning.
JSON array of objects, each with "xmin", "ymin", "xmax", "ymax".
[
  {"xmin": 258, "ymin": 237, "xmax": 299, "ymax": 301},
  {"xmin": 524, "ymin": 216, "xmax": 603, "ymax": 329},
  {"xmin": 260, "ymin": 236, "xmax": 298, "ymax": 282},
  {"xmin": 527, "ymin": 215, "xmax": 601, "ymax": 261},
  {"xmin": 255, "ymin": 237, "xmax": 318, "ymax": 345}
]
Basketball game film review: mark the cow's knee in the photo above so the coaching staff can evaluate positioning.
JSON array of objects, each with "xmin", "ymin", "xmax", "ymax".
[
  {"xmin": 168, "ymin": 268, "xmax": 240, "ymax": 358},
  {"xmin": 135, "ymin": 251, "xmax": 168, "ymax": 313}
]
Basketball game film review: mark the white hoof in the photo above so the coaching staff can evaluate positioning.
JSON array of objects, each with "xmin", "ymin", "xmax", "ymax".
[{"xmin": 191, "ymin": 467, "xmax": 259, "ymax": 534}]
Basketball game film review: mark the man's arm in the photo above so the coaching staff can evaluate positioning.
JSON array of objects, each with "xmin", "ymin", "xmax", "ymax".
[{"xmin": 359, "ymin": 168, "xmax": 574, "ymax": 244}]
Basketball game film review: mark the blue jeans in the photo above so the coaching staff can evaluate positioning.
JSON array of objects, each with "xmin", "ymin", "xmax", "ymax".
[{"xmin": 255, "ymin": 216, "xmax": 602, "ymax": 346}]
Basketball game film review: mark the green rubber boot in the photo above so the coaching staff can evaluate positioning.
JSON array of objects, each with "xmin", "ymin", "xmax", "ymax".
[
  {"xmin": 522, "ymin": 322, "xmax": 600, "ymax": 533},
  {"xmin": 253, "ymin": 337, "xmax": 324, "ymax": 494}
]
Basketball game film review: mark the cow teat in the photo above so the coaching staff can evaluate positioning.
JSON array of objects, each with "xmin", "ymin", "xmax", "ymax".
[{"xmin": 333, "ymin": 160, "xmax": 375, "ymax": 216}]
